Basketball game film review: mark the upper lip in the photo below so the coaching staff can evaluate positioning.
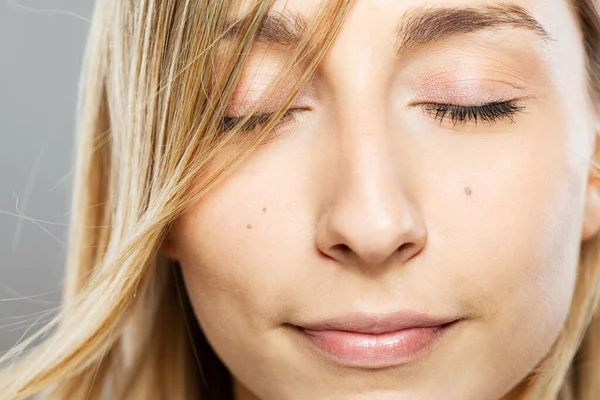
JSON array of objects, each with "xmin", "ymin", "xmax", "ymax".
[{"xmin": 298, "ymin": 310, "xmax": 460, "ymax": 335}]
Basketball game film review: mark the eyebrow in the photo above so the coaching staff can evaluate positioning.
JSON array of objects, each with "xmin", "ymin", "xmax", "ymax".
[
  {"xmin": 223, "ymin": 3, "xmax": 554, "ymax": 54},
  {"xmin": 396, "ymin": 3, "xmax": 554, "ymax": 55},
  {"xmin": 223, "ymin": 12, "xmax": 308, "ymax": 47}
]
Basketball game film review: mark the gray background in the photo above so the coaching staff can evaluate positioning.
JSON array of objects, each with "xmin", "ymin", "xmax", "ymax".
[{"xmin": 0, "ymin": 0, "xmax": 94, "ymax": 355}]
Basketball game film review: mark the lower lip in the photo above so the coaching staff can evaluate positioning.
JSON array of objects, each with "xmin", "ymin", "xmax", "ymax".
[{"xmin": 298, "ymin": 322, "xmax": 456, "ymax": 369}]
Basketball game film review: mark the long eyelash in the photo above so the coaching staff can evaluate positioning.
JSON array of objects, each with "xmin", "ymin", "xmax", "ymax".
[
  {"xmin": 219, "ymin": 109, "xmax": 300, "ymax": 133},
  {"xmin": 422, "ymin": 101, "xmax": 525, "ymax": 127},
  {"xmin": 219, "ymin": 101, "xmax": 525, "ymax": 133}
]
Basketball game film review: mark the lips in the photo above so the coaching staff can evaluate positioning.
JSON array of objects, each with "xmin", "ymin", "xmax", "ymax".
[
  {"xmin": 294, "ymin": 310, "xmax": 461, "ymax": 368},
  {"xmin": 298, "ymin": 310, "xmax": 459, "ymax": 334}
]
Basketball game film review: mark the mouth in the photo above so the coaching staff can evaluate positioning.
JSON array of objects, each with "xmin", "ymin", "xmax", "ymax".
[{"xmin": 292, "ymin": 310, "xmax": 462, "ymax": 369}]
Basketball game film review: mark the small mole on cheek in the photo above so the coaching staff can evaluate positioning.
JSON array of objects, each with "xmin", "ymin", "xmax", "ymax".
[
  {"xmin": 464, "ymin": 187, "xmax": 473, "ymax": 196},
  {"xmin": 262, "ymin": 207, "xmax": 267, "ymax": 213},
  {"xmin": 246, "ymin": 223, "xmax": 253, "ymax": 229}
]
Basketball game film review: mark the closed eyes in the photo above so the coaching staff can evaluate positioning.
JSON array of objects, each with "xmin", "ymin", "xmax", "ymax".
[{"xmin": 218, "ymin": 100, "xmax": 525, "ymax": 133}]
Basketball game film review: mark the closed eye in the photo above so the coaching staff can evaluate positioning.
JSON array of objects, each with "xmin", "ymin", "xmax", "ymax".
[
  {"xmin": 218, "ymin": 108, "xmax": 308, "ymax": 133},
  {"xmin": 420, "ymin": 100, "xmax": 526, "ymax": 127}
]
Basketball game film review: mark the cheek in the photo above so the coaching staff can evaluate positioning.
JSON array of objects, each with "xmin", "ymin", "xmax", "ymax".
[
  {"xmin": 423, "ymin": 108, "xmax": 588, "ymax": 385},
  {"xmin": 453, "ymin": 165, "xmax": 581, "ymax": 329},
  {"xmin": 172, "ymin": 148, "xmax": 310, "ymax": 337}
]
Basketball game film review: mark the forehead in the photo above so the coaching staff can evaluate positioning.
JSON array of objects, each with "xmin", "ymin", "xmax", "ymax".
[{"xmin": 229, "ymin": 0, "xmax": 582, "ymax": 71}]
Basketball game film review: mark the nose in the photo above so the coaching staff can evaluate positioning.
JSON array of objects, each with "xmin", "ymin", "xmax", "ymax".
[{"xmin": 315, "ymin": 114, "xmax": 428, "ymax": 269}]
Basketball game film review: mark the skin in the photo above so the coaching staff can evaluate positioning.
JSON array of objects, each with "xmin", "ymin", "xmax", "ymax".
[{"xmin": 164, "ymin": 0, "xmax": 600, "ymax": 398}]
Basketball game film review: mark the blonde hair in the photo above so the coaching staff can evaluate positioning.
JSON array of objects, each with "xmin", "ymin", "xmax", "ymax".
[{"xmin": 2, "ymin": 0, "xmax": 600, "ymax": 399}]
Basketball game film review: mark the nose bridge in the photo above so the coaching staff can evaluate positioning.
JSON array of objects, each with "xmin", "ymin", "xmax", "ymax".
[
  {"xmin": 339, "ymin": 108, "xmax": 396, "ymax": 207},
  {"xmin": 315, "ymin": 99, "xmax": 427, "ymax": 268}
]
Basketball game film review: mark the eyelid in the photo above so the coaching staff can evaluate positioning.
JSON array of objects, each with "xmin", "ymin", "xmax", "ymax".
[
  {"xmin": 405, "ymin": 54, "xmax": 536, "ymax": 98},
  {"xmin": 218, "ymin": 107, "xmax": 310, "ymax": 133},
  {"xmin": 417, "ymin": 100, "xmax": 526, "ymax": 126}
]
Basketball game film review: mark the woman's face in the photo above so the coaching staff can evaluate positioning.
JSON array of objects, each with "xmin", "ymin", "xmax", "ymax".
[{"xmin": 167, "ymin": 0, "xmax": 600, "ymax": 399}]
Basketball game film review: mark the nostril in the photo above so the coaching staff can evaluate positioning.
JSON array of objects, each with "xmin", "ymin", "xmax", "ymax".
[
  {"xmin": 333, "ymin": 244, "xmax": 351, "ymax": 254},
  {"xmin": 399, "ymin": 242, "xmax": 424, "ymax": 262},
  {"xmin": 320, "ymin": 243, "xmax": 352, "ymax": 262}
]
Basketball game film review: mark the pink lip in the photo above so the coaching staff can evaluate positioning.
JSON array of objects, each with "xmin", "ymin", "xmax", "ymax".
[{"xmin": 296, "ymin": 310, "xmax": 460, "ymax": 368}]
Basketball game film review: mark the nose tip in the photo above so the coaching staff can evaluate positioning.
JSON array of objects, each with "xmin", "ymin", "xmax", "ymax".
[{"xmin": 316, "ymin": 192, "xmax": 428, "ymax": 268}]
